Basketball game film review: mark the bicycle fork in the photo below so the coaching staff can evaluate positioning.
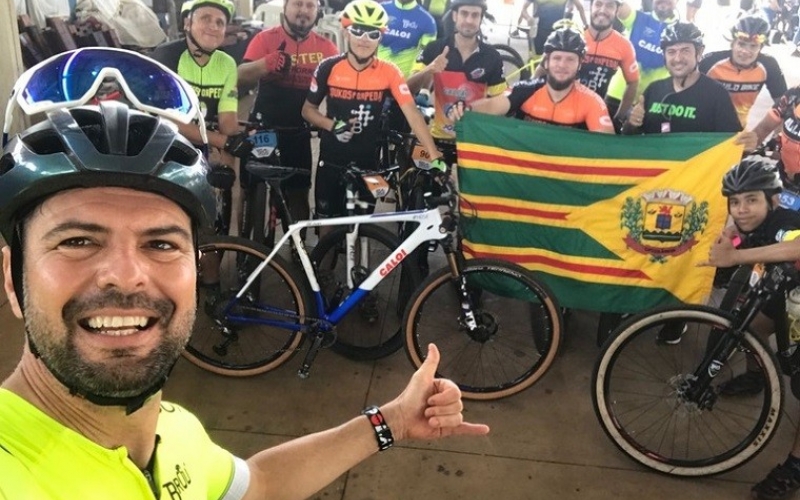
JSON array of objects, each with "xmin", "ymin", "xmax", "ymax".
[{"xmin": 448, "ymin": 252, "xmax": 479, "ymax": 331}]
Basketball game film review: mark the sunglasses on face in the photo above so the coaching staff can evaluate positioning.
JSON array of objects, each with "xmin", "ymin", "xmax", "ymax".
[
  {"xmin": 3, "ymin": 47, "xmax": 207, "ymax": 147},
  {"xmin": 347, "ymin": 26, "xmax": 382, "ymax": 40}
]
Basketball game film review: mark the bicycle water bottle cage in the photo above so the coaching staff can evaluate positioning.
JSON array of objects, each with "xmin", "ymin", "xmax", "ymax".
[{"xmin": 246, "ymin": 129, "xmax": 279, "ymax": 159}]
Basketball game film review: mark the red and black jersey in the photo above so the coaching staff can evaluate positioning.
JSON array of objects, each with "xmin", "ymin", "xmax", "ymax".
[
  {"xmin": 243, "ymin": 26, "xmax": 338, "ymax": 128},
  {"xmin": 307, "ymin": 54, "xmax": 414, "ymax": 165},
  {"xmin": 699, "ymin": 50, "xmax": 787, "ymax": 127}
]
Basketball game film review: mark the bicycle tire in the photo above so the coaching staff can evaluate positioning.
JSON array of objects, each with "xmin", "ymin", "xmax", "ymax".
[
  {"xmin": 592, "ymin": 305, "xmax": 783, "ymax": 477},
  {"xmin": 310, "ymin": 225, "xmax": 422, "ymax": 361},
  {"xmin": 491, "ymin": 43, "xmax": 524, "ymax": 66},
  {"xmin": 501, "ymin": 54, "xmax": 531, "ymax": 87},
  {"xmin": 404, "ymin": 258, "xmax": 562, "ymax": 400},
  {"xmin": 185, "ymin": 236, "xmax": 311, "ymax": 376}
]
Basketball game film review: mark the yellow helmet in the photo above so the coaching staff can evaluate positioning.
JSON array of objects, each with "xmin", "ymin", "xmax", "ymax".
[
  {"xmin": 340, "ymin": 0, "xmax": 388, "ymax": 30},
  {"xmin": 191, "ymin": 0, "xmax": 234, "ymax": 22}
]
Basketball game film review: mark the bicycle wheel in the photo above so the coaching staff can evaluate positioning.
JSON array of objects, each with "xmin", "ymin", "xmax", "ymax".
[
  {"xmin": 404, "ymin": 258, "xmax": 562, "ymax": 400},
  {"xmin": 491, "ymin": 43, "xmax": 524, "ymax": 66},
  {"xmin": 185, "ymin": 236, "xmax": 311, "ymax": 376},
  {"xmin": 501, "ymin": 54, "xmax": 532, "ymax": 87},
  {"xmin": 592, "ymin": 305, "xmax": 783, "ymax": 476},
  {"xmin": 310, "ymin": 225, "xmax": 422, "ymax": 361}
]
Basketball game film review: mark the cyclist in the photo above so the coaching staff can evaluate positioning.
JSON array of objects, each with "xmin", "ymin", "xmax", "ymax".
[
  {"xmin": 623, "ymin": 23, "xmax": 742, "ymax": 135},
  {"xmin": 604, "ymin": 0, "xmax": 679, "ymax": 124},
  {"xmin": 378, "ymin": 0, "xmax": 437, "ymax": 78},
  {"xmin": 301, "ymin": 0, "xmax": 445, "ymax": 237},
  {"xmin": 750, "ymin": 86, "xmax": 800, "ymax": 194},
  {"xmin": 378, "ymin": 0, "xmax": 437, "ymax": 133},
  {"xmin": 0, "ymin": 101, "xmax": 488, "ymax": 499},
  {"xmin": 419, "ymin": 0, "xmax": 448, "ymax": 39},
  {"xmin": 238, "ymin": 0, "xmax": 338, "ymax": 228},
  {"xmin": 699, "ymin": 157, "xmax": 800, "ymax": 500},
  {"xmin": 700, "ymin": 14, "xmax": 787, "ymax": 128},
  {"xmin": 448, "ymin": 27, "xmax": 614, "ymax": 133},
  {"xmin": 533, "ymin": 0, "xmax": 638, "ymax": 128},
  {"xmin": 151, "ymin": 0, "xmax": 251, "ymax": 162},
  {"xmin": 407, "ymin": 0, "xmax": 506, "ymax": 140}
]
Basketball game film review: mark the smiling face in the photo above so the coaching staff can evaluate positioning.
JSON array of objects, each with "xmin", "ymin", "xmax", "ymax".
[
  {"xmin": 545, "ymin": 51, "xmax": 581, "ymax": 90},
  {"xmin": 731, "ymin": 38, "xmax": 762, "ymax": 67},
  {"xmin": 5, "ymin": 187, "xmax": 197, "ymax": 399},
  {"xmin": 188, "ymin": 5, "xmax": 228, "ymax": 52},
  {"xmin": 590, "ymin": 0, "xmax": 618, "ymax": 31},
  {"xmin": 728, "ymin": 190, "xmax": 772, "ymax": 232},
  {"xmin": 664, "ymin": 42, "xmax": 701, "ymax": 79},
  {"xmin": 453, "ymin": 6, "xmax": 483, "ymax": 39}
]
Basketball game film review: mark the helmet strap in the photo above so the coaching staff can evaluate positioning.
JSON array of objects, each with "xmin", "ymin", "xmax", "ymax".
[
  {"xmin": 347, "ymin": 46, "xmax": 376, "ymax": 66},
  {"xmin": 186, "ymin": 28, "xmax": 216, "ymax": 57}
]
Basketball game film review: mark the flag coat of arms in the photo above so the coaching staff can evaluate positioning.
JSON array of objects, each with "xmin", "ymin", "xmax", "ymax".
[{"xmin": 455, "ymin": 113, "xmax": 744, "ymax": 313}]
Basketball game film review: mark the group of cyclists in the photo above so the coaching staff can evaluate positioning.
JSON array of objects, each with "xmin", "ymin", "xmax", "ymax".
[{"xmin": 84, "ymin": 0, "xmax": 800, "ymax": 497}]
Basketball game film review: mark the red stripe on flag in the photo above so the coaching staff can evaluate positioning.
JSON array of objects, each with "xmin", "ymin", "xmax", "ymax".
[
  {"xmin": 468, "ymin": 201, "xmax": 568, "ymax": 220},
  {"xmin": 463, "ymin": 244, "xmax": 651, "ymax": 280},
  {"xmin": 458, "ymin": 149, "xmax": 669, "ymax": 177}
]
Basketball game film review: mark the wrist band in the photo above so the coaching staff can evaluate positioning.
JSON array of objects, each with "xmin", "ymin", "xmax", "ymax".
[{"xmin": 362, "ymin": 405, "xmax": 394, "ymax": 451}]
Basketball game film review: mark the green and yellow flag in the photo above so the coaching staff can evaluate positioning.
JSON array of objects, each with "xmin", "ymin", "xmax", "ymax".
[{"xmin": 455, "ymin": 113, "xmax": 744, "ymax": 313}]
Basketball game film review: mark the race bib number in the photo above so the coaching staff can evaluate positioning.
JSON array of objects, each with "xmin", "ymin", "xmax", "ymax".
[
  {"xmin": 248, "ymin": 131, "xmax": 278, "ymax": 159},
  {"xmin": 411, "ymin": 144, "xmax": 434, "ymax": 170},
  {"xmin": 362, "ymin": 175, "xmax": 390, "ymax": 198},
  {"xmin": 780, "ymin": 189, "xmax": 800, "ymax": 211}
]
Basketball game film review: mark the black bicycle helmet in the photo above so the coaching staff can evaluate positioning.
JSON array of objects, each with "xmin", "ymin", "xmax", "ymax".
[
  {"xmin": 731, "ymin": 14, "xmax": 769, "ymax": 42},
  {"xmin": 721, "ymin": 155, "xmax": 782, "ymax": 197},
  {"xmin": 449, "ymin": 0, "xmax": 487, "ymax": 12},
  {"xmin": 0, "ymin": 101, "xmax": 216, "ymax": 244},
  {"xmin": 543, "ymin": 27, "xmax": 587, "ymax": 58},
  {"xmin": 660, "ymin": 22, "xmax": 704, "ymax": 50}
]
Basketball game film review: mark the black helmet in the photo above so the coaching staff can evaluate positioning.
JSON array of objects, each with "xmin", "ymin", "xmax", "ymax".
[
  {"xmin": 660, "ymin": 22, "xmax": 704, "ymax": 50},
  {"xmin": 544, "ymin": 27, "xmax": 587, "ymax": 57},
  {"xmin": 722, "ymin": 155, "xmax": 782, "ymax": 197},
  {"xmin": 449, "ymin": 0, "xmax": 487, "ymax": 12},
  {"xmin": 731, "ymin": 14, "xmax": 769, "ymax": 43},
  {"xmin": 0, "ymin": 101, "xmax": 216, "ymax": 244}
]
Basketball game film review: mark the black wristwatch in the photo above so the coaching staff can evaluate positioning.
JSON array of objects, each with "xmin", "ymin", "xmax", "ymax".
[{"xmin": 362, "ymin": 405, "xmax": 394, "ymax": 451}]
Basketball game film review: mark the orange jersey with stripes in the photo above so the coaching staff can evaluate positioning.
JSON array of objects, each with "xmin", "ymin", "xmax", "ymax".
[
  {"xmin": 699, "ymin": 50, "xmax": 787, "ymax": 127},
  {"xmin": 506, "ymin": 79, "xmax": 614, "ymax": 133},
  {"xmin": 581, "ymin": 29, "xmax": 639, "ymax": 99},
  {"xmin": 771, "ymin": 87, "xmax": 800, "ymax": 177}
]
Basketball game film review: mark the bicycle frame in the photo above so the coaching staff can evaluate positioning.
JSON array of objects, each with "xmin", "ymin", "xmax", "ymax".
[{"xmin": 228, "ymin": 207, "xmax": 449, "ymax": 328}]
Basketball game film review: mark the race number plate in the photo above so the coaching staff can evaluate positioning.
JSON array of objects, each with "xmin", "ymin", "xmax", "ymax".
[
  {"xmin": 411, "ymin": 144, "xmax": 434, "ymax": 170},
  {"xmin": 779, "ymin": 189, "xmax": 800, "ymax": 211},
  {"xmin": 248, "ymin": 131, "xmax": 278, "ymax": 159},
  {"xmin": 362, "ymin": 175, "xmax": 390, "ymax": 198}
]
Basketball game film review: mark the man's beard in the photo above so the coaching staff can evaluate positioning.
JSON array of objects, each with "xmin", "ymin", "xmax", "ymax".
[
  {"xmin": 590, "ymin": 16, "xmax": 612, "ymax": 31},
  {"xmin": 24, "ymin": 286, "xmax": 194, "ymax": 399},
  {"xmin": 547, "ymin": 73, "xmax": 576, "ymax": 91},
  {"xmin": 286, "ymin": 16, "xmax": 313, "ymax": 37}
]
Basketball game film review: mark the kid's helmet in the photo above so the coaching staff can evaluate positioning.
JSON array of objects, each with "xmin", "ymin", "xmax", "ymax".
[
  {"xmin": 660, "ymin": 22, "xmax": 704, "ymax": 50},
  {"xmin": 543, "ymin": 27, "xmax": 587, "ymax": 58},
  {"xmin": 340, "ymin": 0, "xmax": 388, "ymax": 30},
  {"xmin": 722, "ymin": 155, "xmax": 782, "ymax": 197}
]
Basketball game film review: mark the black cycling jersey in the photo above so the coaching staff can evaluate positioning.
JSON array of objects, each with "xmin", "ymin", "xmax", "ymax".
[
  {"xmin": 414, "ymin": 36, "xmax": 506, "ymax": 97},
  {"xmin": 640, "ymin": 74, "xmax": 742, "ymax": 134}
]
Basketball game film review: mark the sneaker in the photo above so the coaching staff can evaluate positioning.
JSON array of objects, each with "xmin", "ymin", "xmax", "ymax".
[
  {"xmin": 752, "ymin": 459, "xmax": 800, "ymax": 500},
  {"xmin": 719, "ymin": 370, "xmax": 765, "ymax": 396},
  {"xmin": 656, "ymin": 321, "xmax": 687, "ymax": 345}
]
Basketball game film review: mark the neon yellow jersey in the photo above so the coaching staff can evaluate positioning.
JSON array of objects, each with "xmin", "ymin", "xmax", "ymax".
[{"xmin": 0, "ymin": 389, "xmax": 249, "ymax": 500}]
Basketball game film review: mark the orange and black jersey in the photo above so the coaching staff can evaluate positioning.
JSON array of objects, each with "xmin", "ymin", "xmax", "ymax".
[
  {"xmin": 307, "ymin": 54, "xmax": 414, "ymax": 165},
  {"xmin": 506, "ymin": 78, "xmax": 614, "ymax": 133},
  {"xmin": 581, "ymin": 29, "xmax": 639, "ymax": 99},
  {"xmin": 772, "ymin": 87, "xmax": 800, "ymax": 177},
  {"xmin": 699, "ymin": 50, "xmax": 787, "ymax": 127}
]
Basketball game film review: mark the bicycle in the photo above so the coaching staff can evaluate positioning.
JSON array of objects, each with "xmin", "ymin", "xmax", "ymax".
[
  {"xmin": 186, "ymin": 178, "xmax": 563, "ymax": 400},
  {"xmin": 592, "ymin": 261, "xmax": 800, "ymax": 476},
  {"xmin": 309, "ymin": 160, "xmax": 422, "ymax": 360}
]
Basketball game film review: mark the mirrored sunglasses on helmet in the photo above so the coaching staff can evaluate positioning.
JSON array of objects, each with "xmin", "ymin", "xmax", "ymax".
[
  {"xmin": 3, "ymin": 47, "xmax": 207, "ymax": 147},
  {"xmin": 347, "ymin": 25, "xmax": 382, "ymax": 40}
]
